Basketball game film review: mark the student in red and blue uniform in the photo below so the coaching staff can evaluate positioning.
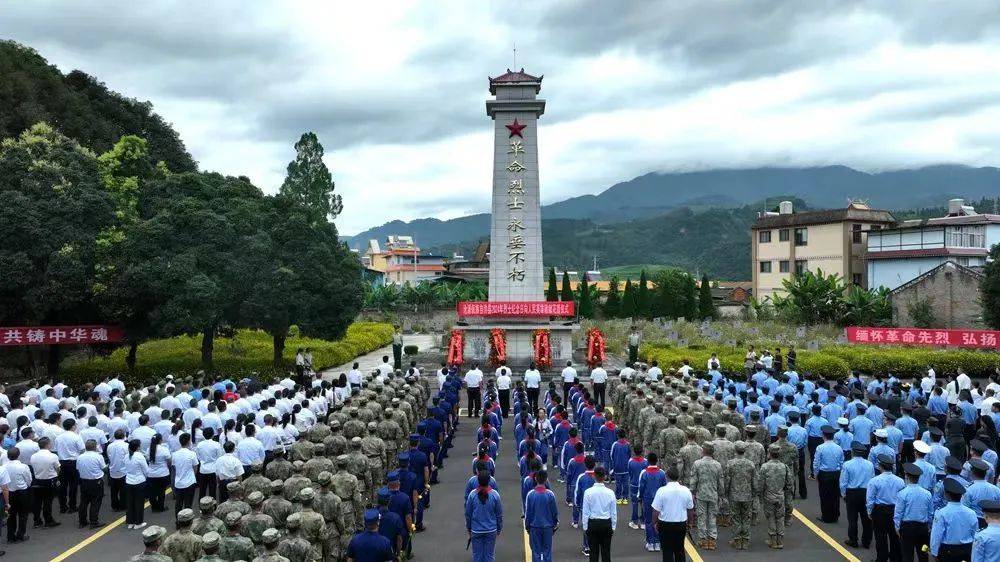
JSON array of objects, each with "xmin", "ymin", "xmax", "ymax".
[
  {"xmin": 465, "ymin": 472, "xmax": 503, "ymax": 562},
  {"xmin": 521, "ymin": 459, "xmax": 550, "ymax": 515},
  {"xmin": 478, "ymin": 437, "xmax": 498, "ymax": 462},
  {"xmin": 552, "ymin": 417, "xmax": 572, "ymax": 480},
  {"xmin": 524, "ymin": 469, "xmax": 558, "ymax": 562},
  {"xmin": 627, "ymin": 445, "xmax": 648, "ymax": 526},
  {"xmin": 589, "ymin": 406, "xmax": 606, "ymax": 456},
  {"xmin": 638, "ymin": 452, "xmax": 666, "ymax": 551},
  {"xmin": 472, "ymin": 446, "xmax": 496, "ymax": 477},
  {"xmin": 477, "ymin": 420, "xmax": 499, "ymax": 447},
  {"xmin": 598, "ymin": 412, "xmax": 618, "ymax": 467},
  {"xmin": 561, "ymin": 428, "xmax": 582, "ymax": 483},
  {"xmin": 579, "ymin": 400, "xmax": 596, "ymax": 449},
  {"xmin": 609, "ymin": 429, "xmax": 631, "ymax": 502},
  {"xmin": 565, "ymin": 441, "xmax": 587, "ymax": 507},
  {"xmin": 520, "ymin": 449, "xmax": 541, "ymax": 480},
  {"xmin": 574, "ymin": 456, "xmax": 598, "ymax": 554},
  {"xmin": 467, "ymin": 467, "xmax": 499, "ymax": 506}
]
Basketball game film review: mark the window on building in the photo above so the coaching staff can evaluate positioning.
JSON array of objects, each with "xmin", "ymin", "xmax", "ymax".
[
  {"xmin": 852, "ymin": 273, "xmax": 862, "ymax": 285},
  {"xmin": 794, "ymin": 260, "xmax": 808, "ymax": 275},
  {"xmin": 958, "ymin": 257, "xmax": 971, "ymax": 266},
  {"xmin": 758, "ymin": 230, "xmax": 772, "ymax": 243},
  {"xmin": 852, "ymin": 224, "xmax": 863, "ymax": 243},
  {"xmin": 779, "ymin": 229, "xmax": 789, "ymax": 242},
  {"xmin": 947, "ymin": 225, "xmax": 986, "ymax": 248},
  {"xmin": 871, "ymin": 225, "xmax": 881, "ymax": 231},
  {"xmin": 759, "ymin": 261, "xmax": 772, "ymax": 273},
  {"xmin": 779, "ymin": 260, "xmax": 790, "ymax": 273},
  {"xmin": 794, "ymin": 228, "xmax": 808, "ymax": 246}
]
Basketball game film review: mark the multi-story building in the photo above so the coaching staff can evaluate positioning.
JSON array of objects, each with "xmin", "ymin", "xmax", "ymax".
[
  {"xmin": 867, "ymin": 199, "xmax": 1000, "ymax": 290},
  {"xmin": 363, "ymin": 235, "xmax": 446, "ymax": 285},
  {"xmin": 751, "ymin": 201, "xmax": 896, "ymax": 300}
]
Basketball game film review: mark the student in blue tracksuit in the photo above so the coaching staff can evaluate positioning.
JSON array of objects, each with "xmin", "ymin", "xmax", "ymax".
[
  {"xmin": 524, "ymin": 470, "xmax": 558, "ymax": 562},
  {"xmin": 638, "ymin": 452, "xmax": 666, "ymax": 551},
  {"xmin": 574, "ymin": 457, "xmax": 597, "ymax": 554},
  {"xmin": 465, "ymin": 472, "xmax": 503, "ymax": 562},
  {"xmin": 521, "ymin": 460, "xmax": 549, "ymax": 515},
  {"xmin": 565, "ymin": 442, "xmax": 586, "ymax": 507},
  {"xmin": 466, "ymin": 466, "xmax": 499, "ymax": 507},
  {"xmin": 598, "ymin": 414, "xmax": 618, "ymax": 467},
  {"xmin": 609, "ymin": 431, "xmax": 632, "ymax": 502},
  {"xmin": 627, "ymin": 446, "xmax": 648, "ymax": 527}
]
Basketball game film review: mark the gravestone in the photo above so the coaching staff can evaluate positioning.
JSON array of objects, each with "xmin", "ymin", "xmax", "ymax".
[
  {"xmin": 677, "ymin": 338, "xmax": 688, "ymax": 348},
  {"xmin": 725, "ymin": 339, "xmax": 738, "ymax": 347},
  {"xmin": 807, "ymin": 340, "xmax": 820, "ymax": 351},
  {"xmin": 667, "ymin": 330, "xmax": 679, "ymax": 341},
  {"xmin": 796, "ymin": 326, "xmax": 807, "ymax": 338}
]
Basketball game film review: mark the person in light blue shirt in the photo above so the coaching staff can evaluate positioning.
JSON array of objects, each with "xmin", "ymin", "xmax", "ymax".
[
  {"xmin": 965, "ymin": 441, "xmax": 999, "ymax": 484},
  {"xmin": 869, "ymin": 429, "xmax": 898, "ymax": 474},
  {"xmin": 867, "ymin": 377, "xmax": 884, "ymax": 396},
  {"xmin": 963, "ymin": 460, "xmax": 1000, "ymax": 525},
  {"xmin": 896, "ymin": 408, "xmax": 919, "ymax": 441},
  {"xmin": 849, "ymin": 410, "xmax": 875, "ymax": 451},
  {"xmin": 883, "ymin": 416, "xmax": 904, "ymax": 456},
  {"xmin": 867, "ymin": 455, "xmax": 905, "ymax": 562},
  {"xmin": 805, "ymin": 406, "xmax": 828, "ymax": 477},
  {"xmin": 932, "ymin": 478, "xmax": 979, "ymax": 562},
  {"xmin": 895, "ymin": 463, "xmax": 933, "ymax": 562},
  {"xmin": 822, "ymin": 400, "xmax": 844, "ymax": 426},
  {"xmin": 834, "ymin": 419, "xmax": 854, "ymax": 457},
  {"xmin": 912, "ymin": 441, "xmax": 938, "ymax": 492},
  {"xmin": 815, "ymin": 426, "xmax": 845, "ymax": 523},
  {"xmin": 840, "ymin": 443, "xmax": 875, "ymax": 548},
  {"xmin": 785, "ymin": 413, "xmax": 808, "ymax": 499},
  {"xmin": 972, "ymin": 500, "xmax": 1000, "ymax": 562},
  {"xmin": 960, "ymin": 395, "xmax": 979, "ymax": 426},
  {"xmin": 764, "ymin": 404, "xmax": 786, "ymax": 439},
  {"xmin": 866, "ymin": 401, "xmax": 886, "ymax": 429},
  {"xmin": 928, "ymin": 388, "xmax": 949, "ymax": 418},
  {"xmin": 926, "ymin": 429, "xmax": 949, "ymax": 473}
]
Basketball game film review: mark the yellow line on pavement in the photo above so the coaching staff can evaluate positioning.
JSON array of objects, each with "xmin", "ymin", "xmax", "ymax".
[
  {"xmin": 51, "ymin": 488, "xmax": 173, "ymax": 562},
  {"xmin": 684, "ymin": 537, "xmax": 704, "ymax": 562},
  {"xmin": 792, "ymin": 508, "xmax": 861, "ymax": 562},
  {"xmin": 523, "ymin": 528, "xmax": 531, "ymax": 562}
]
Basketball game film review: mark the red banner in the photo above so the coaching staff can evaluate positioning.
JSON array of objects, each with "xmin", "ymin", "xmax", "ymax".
[
  {"xmin": 457, "ymin": 301, "xmax": 575, "ymax": 317},
  {"xmin": 0, "ymin": 325, "xmax": 124, "ymax": 346},
  {"xmin": 846, "ymin": 326, "xmax": 1000, "ymax": 349}
]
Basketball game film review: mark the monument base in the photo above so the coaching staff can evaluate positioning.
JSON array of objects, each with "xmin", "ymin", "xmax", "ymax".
[{"xmin": 453, "ymin": 321, "xmax": 578, "ymax": 371}]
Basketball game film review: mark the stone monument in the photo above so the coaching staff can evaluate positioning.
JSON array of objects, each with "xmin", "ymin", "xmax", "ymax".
[{"xmin": 453, "ymin": 69, "xmax": 577, "ymax": 368}]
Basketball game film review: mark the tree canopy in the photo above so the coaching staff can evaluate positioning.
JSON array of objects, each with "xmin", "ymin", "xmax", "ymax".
[
  {"xmin": 982, "ymin": 244, "xmax": 1000, "ymax": 330},
  {"xmin": 280, "ymin": 132, "xmax": 342, "ymax": 224}
]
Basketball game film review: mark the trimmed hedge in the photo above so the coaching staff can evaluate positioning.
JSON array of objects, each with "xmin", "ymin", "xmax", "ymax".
[
  {"xmin": 641, "ymin": 343, "xmax": 1000, "ymax": 380},
  {"xmin": 61, "ymin": 322, "xmax": 394, "ymax": 387}
]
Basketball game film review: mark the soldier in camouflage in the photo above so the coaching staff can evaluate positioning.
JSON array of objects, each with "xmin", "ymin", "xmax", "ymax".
[
  {"xmin": 690, "ymin": 442, "xmax": 724, "ymax": 550},
  {"xmin": 742, "ymin": 425, "xmax": 766, "ymax": 525},
  {"xmin": 377, "ymin": 411, "xmax": 404, "ymax": 468},
  {"xmin": 283, "ymin": 461, "xmax": 313, "ymax": 502},
  {"xmin": 193, "ymin": 496, "xmax": 227, "ymax": 537},
  {"xmin": 346, "ymin": 437, "xmax": 373, "ymax": 504},
  {"xmin": 265, "ymin": 450, "xmax": 294, "ymax": 482},
  {"xmin": 217, "ymin": 482, "xmax": 252, "ymax": 522},
  {"xmin": 243, "ymin": 462, "xmax": 273, "ymax": 500},
  {"xmin": 252, "ymin": 528, "xmax": 288, "ymax": 562},
  {"xmin": 129, "ymin": 525, "xmax": 172, "ymax": 562},
  {"xmin": 677, "ymin": 429, "xmax": 703, "ymax": 487},
  {"xmin": 195, "ymin": 531, "xmax": 226, "ymax": 562},
  {"xmin": 759, "ymin": 444, "xmax": 794, "ymax": 549},
  {"xmin": 160, "ymin": 509, "xmax": 204, "ymax": 562},
  {"xmin": 690, "ymin": 412, "xmax": 712, "ymax": 446},
  {"xmin": 315, "ymin": 471, "xmax": 349, "ymax": 562},
  {"xmin": 289, "ymin": 433, "xmax": 314, "ymax": 464},
  {"xmin": 276, "ymin": 512, "xmax": 317, "ymax": 562},
  {"xmin": 297, "ymin": 488, "xmax": 328, "ymax": 561},
  {"xmin": 324, "ymin": 421, "xmax": 348, "ymax": 458},
  {"xmin": 262, "ymin": 480, "xmax": 294, "ymax": 530},
  {"xmin": 362, "ymin": 421, "xmax": 387, "ymax": 494},
  {"xmin": 710, "ymin": 425, "xmax": 735, "ymax": 527},
  {"xmin": 658, "ymin": 414, "xmax": 687, "ymax": 469},
  {"xmin": 304, "ymin": 443, "xmax": 334, "ymax": 482},
  {"xmin": 343, "ymin": 408, "xmax": 366, "ymax": 440},
  {"xmin": 240, "ymin": 491, "xmax": 276, "ymax": 547},
  {"xmin": 219, "ymin": 511, "xmax": 256, "ymax": 562},
  {"xmin": 331, "ymin": 455, "xmax": 364, "ymax": 531},
  {"xmin": 774, "ymin": 426, "xmax": 799, "ymax": 527},
  {"xmin": 725, "ymin": 441, "xmax": 758, "ymax": 550}
]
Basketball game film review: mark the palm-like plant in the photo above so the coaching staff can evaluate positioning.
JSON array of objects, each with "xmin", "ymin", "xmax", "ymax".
[
  {"xmin": 774, "ymin": 269, "xmax": 845, "ymax": 324},
  {"xmin": 843, "ymin": 285, "xmax": 892, "ymax": 326}
]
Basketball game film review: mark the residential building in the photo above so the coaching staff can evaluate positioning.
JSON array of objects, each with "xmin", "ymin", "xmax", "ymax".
[
  {"xmin": 867, "ymin": 199, "xmax": 1000, "ymax": 290},
  {"xmin": 363, "ymin": 235, "xmax": 446, "ymax": 285},
  {"xmin": 751, "ymin": 201, "xmax": 896, "ymax": 300},
  {"xmin": 889, "ymin": 260, "xmax": 985, "ymax": 328}
]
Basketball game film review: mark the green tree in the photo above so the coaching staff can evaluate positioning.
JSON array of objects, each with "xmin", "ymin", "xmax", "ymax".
[
  {"xmin": 621, "ymin": 279, "xmax": 636, "ymax": 318},
  {"xmin": 546, "ymin": 267, "xmax": 559, "ymax": 301},
  {"xmin": 578, "ymin": 273, "xmax": 594, "ymax": 318},
  {"xmin": 604, "ymin": 276, "xmax": 621, "ymax": 317},
  {"xmin": 561, "ymin": 271, "xmax": 574, "ymax": 302},
  {"xmin": 698, "ymin": 273, "xmax": 716, "ymax": 319},
  {"xmin": 982, "ymin": 244, "xmax": 1000, "ymax": 329},
  {"xmin": 637, "ymin": 270, "xmax": 651, "ymax": 319},
  {"xmin": 771, "ymin": 269, "xmax": 846, "ymax": 325},
  {"xmin": 906, "ymin": 296, "xmax": 936, "ymax": 328},
  {"xmin": 682, "ymin": 274, "xmax": 698, "ymax": 319},
  {"xmin": 0, "ymin": 123, "xmax": 116, "ymax": 374},
  {"xmin": 843, "ymin": 285, "xmax": 893, "ymax": 327},
  {"xmin": 280, "ymin": 132, "xmax": 342, "ymax": 224}
]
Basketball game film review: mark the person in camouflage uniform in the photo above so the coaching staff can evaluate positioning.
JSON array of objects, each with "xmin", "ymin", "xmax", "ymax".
[
  {"xmin": 389, "ymin": 406, "xmax": 411, "ymax": 445},
  {"xmin": 643, "ymin": 403, "xmax": 668, "ymax": 457},
  {"xmin": 243, "ymin": 462, "xmax": 273, "ymax": 500},
  {"xmin": 217, "ymin": 482, "xmax": 252, "ymax": 522},
  {"xmin": 759, "ymin": 445, "xmax": 794, "ymax": 549},
  {"xmin": 362, "ymin": 421, "xmax": 387, "ymax": 493},
  {"xmin": 252, "ymin": 528, "xmax": 289, "ymax": 562},
  {"xmin": 377, "ymin": 412, "xmax": 404, "ymax": 468},
  {"xmin": 677, "ymin": 429, "xmax": 703, "ymax": 487},
  {"xmin": 160, "ymin": 509, "xmax": 205, "ymax": 562},
  {"xmin": 304, "ymin": 443, "xmax": 334, "ymax": 482},
  {"xmin": 219, "ymin": 511, "xmax": 256, "ymax": 562},
  {"xmin": 240, "ymin": 491, "xmax": 276, "ymax": 547},
  {"xmin": 725, "ymin": 442, "xmax": 759, "ymax": 550},
  {"xmin": 129, "ymin": 525, "xmax": 172, "ymax": 562},
  {"xmin": 297, "ymin": 488, "xmax": 327, "ymax": 560},
  {"xmin": 276, "ymin": 513, "xmax": 317, "ymax": 562},
  {"xmin": 193, "ymin": 496, "xmax": 227, "ymax": 537},
  {"xmin": 742, "ymin": 425, "xmax": 766, "ymax": 525},
  {"xmin": 324, "ymin": 421, "xmax": 348, "ymax": 458},
  {"xmin": 691, "ymin": 442, "xmax": 724, "ymax": 550},
  {"xmin": 315, "ymin": 472, "xmax": 348, "ymax": 562},
  {"xmin": 343, "ymin": 408, "xmax": 366, "ymax": 440},
  {"xmin": 690, "ymin": 412, "xmax": 712, "ymax": 446},
  {"xmin": 262, "ymin": 480, "xmax": 294, "ymax": 530},
  {"xmin": 677, "ymin": 401, "xmax": 695, "ymax": 431},
  {"xmin": 289, "ymin": 434, "xmax": 314, "ymax": 464},
  {"xmin": 284, "ymin": 461, "xmax": 313, "ymax": 502},
  {"xmin": 265, "ymin": 450, "xmax": 294, "ymax": 482},
  {"xmin": 709, "ymin": 425, "xmax": 735, "ymax": 527},
  {"xmin": 346, "ymin": 437, "xmax": 373, "ymax": 504},
  {"xmin": 308, "ymin": 418, "xmax": 332, "ymax": 444},
  {"xmin": 658, "ymin": 414, "xmax": 686, "ymax": 469},
  {"xmin": 774, "ymin": 426, "xmax": 799, "ymax": 527},
  {"xmin": 195, "ymin": 531, "xmax": 226, "ymax": 562},
  {"xmin": 633, "ymin": 396, "xmax": 656, "ymax": 452},
  {"xmin": 331, "ymin": 455, "xmax": 364, "ymax": 531}
]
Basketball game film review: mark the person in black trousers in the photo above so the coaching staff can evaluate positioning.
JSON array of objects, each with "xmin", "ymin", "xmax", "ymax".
[
  {"xmin": 124, "ymin": 439, "xmax": 149, "ymax": 529},
  {"xmin": 6, "ymin": 447, "xmax": 33, "ymax": 543},
  {"xmin": 583, "ymin": 467, "xmax": 615, "ymax": 562},
  {"xmin": 654, "ymin": 466, "xmax": 692, "ymax": 562},
  {"xmin": 76, "ymin": 440, "xmax": 106, "ymax": 529},
  {"xmin": 897, "ymin": 464, "xmax": 930, "ymax": 562},
  {"xmin": 870, "ymin": 455, "xmax": 901, "ymax": 562},
  {"xmin": 843, "ymin": 443, "xmax": 872, "ymax": 549}
]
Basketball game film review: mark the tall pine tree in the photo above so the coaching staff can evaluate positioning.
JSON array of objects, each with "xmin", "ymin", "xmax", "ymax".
[
  {"xmin": 604, "ymin": 276, "xmax": 621, "ymax": 318},
  {"xmin": 546, "ymin": 268, "xmax": 559, "ymax": 301},
  {"xmin": 682, "ymin": 274, "xmax": 698, "ymax": 319},
  {"xmin": 579, "ymin": 273, "xmax": 594, "ymax": 318},
  {"xmin": 561, "ymin": 271, "xmax": 574, "ymax": 302},
  {"xmin": 280, "ymin": 132, "xmax": 342, "ymax": 223},
  {"xmin": 698, "ymin": 273, "xmax": 717, "ymax": 319},
  {"xmin": 621, "ymin": 278, "xmax": 636, "ymax": 318},
  {"xmin": 983, "ymin": 244, "xmax": 1000, "ymax": 329},
  {"xmin": 637, "ymin": 270, "xmax": 651, "ymax": 319}
]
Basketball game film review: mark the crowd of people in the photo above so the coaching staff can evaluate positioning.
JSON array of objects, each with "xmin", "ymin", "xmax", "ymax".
[{"xmin": 0, "ymin": 353, "xmax": 459, "ymax": 562}]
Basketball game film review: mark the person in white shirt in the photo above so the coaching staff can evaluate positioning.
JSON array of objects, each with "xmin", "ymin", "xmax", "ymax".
[
  {"xmin": 562, "ymin": 361, "xmax": 578, "ymax": 406},
  {"xmin": 131, "ymin": 416, "xmax": 157, "ymax": 452},
  {"xmin": 235, "ymin": 425, "xmax": 266, "ymax": 470},
  {"xmin": 76, "ymin": 439, "xmax": 107, "ymax": 528},
  {"xmin": 124, "ymin": 439, "xmax": 149, "ymax": 529},
  {"xmin": 619, "ymin": 363, "xmax": 636, "ymax": 381},
  {"xmin": 647, "ymin": 361, "xmax": 663, "ymax": 382},
  {"xmin": 146, "ymin": 434, "xmax": 171, "ymax": 512},
  {"xmin": 581, "ymin": 466, "xmax": 617, "ymax": 561},
  {"xmin": 465, "ymin": 364, "xmax": 484, "ymax": 419},
  {"xmin": 590, "ymin": 363, "xmax": 609, "ymax": 408},
  {"xmin": 29, "ymin": 436, "xmax": 60, "ymax": 527},
  {"xmin": 196, "ymin": 428, "xmax": 224, "ymax": 499},
  {"xmin": 377, "ymin": 355, "xmax": 394, "ymax": 378},
  {"xmin": 94, "ymin": 378, "xmax": 113, "ymax": 402},
  {"xmin": 524, "ymin": 363, "xmax": 542, "ymax": 414},
  {"xmin": 40, "ymin": 389, "xmax": 60, "ymax": 419},
  {"xmin": 16, "ymin": 427, "xmax": 40, "ymax": 465},
  {"xmin": 107, "ymin": 431, "xmax": 130, "ymax": 511},
  {"xmin": 957, "ymin": 368, "xmax": 972, "ymax": 392},
  {"xmin": 6, "ymin": 447, "xmax": 33, "ymax": 541},
  {"xmin": 171, "ymin": 433, "xmax": 199, "ymax": 513},
  {"xmin": 946, "ymin": 375, "xmax": 961, "ymax": 406},
  {"xmin": 295, "ymin": 348, "xmax": 307, "ymax": 385},
  {"xmin": 215, "ymin": 442, "xmax": 245, "ymax": 502},
  {"xmin": 921, "ymin": 366, "xmax": 936, "ymax": 396},
  {"xmin": 981, "ymin": 389, "xmax": 998, "ymax": 417},
  {"xmin": 80, "ymin": 417, "xmax": 108, "ymax": 453},
  {"xmin": 496, "ymin": 364, "xmax": 513, "ymax": 419},
  {"xmin": 677, "ymin": 360, "xmax": 692, "ymax": 378},
  {"xmin": 707, "ymin": 354, "xmax": 721, "ymax": 372},
  {"xmin": 650, "ymin": 466, "xmax": 694, "ymax": 558},
  {"xmin": 347, "ymin": 362, "xmax": 364, "ymax": 389},
  {"xmin": 54, "ymin": 418, "xmax": 84, "ymax": 513}
]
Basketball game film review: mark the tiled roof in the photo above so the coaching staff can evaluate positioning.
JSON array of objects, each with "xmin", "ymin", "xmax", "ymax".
[
  {"xmin": 489, "ymin": 68, "xmax": 542, "ymax": 93},
  {"xmin": 752, "ymin": 206, "xmax": 895, "ymax": 229}
]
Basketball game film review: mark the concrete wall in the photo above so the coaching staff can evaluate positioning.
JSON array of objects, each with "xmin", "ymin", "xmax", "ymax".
[{"xmin": 891, "ymin": 263, "xmax": 984, "ymax": 328}]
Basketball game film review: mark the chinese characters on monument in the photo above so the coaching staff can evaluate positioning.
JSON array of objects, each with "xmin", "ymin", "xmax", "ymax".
[{"xmin": 506, "ymin": 118, "xmax": 528, "ymax": 282}]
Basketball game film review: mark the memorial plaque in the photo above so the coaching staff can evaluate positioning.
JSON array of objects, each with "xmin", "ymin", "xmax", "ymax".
[
  {"xmin": 677, "ymin": 338, "xmax": 688, "ymax": 348},
  {"xmin": 807, "ymin": 340, "xmax": 820, "ymax": 351},
  {"xmin": 667, "ymin": 330, "xmax": 678, "ymax": 341},
  {"xmin": 796, "ymin": 326, "xmax": 807, "ymax": 338},
  {"xmin": 725, "ymin": 339, "xmax": 738, "ymax": 347}
]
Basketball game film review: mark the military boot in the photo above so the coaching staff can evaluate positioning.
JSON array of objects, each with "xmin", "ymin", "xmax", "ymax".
[
  {"xmin": 775, "ymin": 536, "xmax": 784, "ymax": 549},
  {"xmin": 728, "ymin": 538, "xmax": 739, "ymax": 548}
]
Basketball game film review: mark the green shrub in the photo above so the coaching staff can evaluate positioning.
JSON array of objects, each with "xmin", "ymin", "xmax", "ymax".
[{"xmin": 61, "ymin": 322, "xmax": 394, "ymax": 387}]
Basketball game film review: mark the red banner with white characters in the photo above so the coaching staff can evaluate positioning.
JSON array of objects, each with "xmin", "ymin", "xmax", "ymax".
[
  {"xmin": 0, "ymin": 325, "xmax": 124, "ymax": 346},
  {"xmin": 846, "ymin": 326, "xmax": 1000, "ymax": 349},
  {"xmin": 457, "ymin": 301, "xmax": 575, "ymax": 317}
]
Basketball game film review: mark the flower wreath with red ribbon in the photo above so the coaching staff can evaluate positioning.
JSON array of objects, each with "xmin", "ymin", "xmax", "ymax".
[
  {"xmin": 489, "ymin": 328, "xmax": 506, "ymax": 367},
  {"xmin": 533, "ymin": 329, "xmax": 552, "ymax": 371},
  {"xmin": 586, "ymin": 328, "xmax": 606, "ymax": 368},
  {"xmin": 446, "ymin": 328, "xmax": 464, "ymax": 366}
]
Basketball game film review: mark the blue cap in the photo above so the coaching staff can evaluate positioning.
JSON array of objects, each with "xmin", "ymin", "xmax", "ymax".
[
  {"xmin": 397, "ymin": 453, "xmax": 410, "ymax": 465},
  {"xmin": 409, "ymin": 434, "xmax": 421, "ymax": 440},
  {"xmin": 377, "ymin": 487, "xmax": 392, "ymax": 500},
  {"xmin": 364, "ymin": 508, "xmax": 380, "ymax": 525},
  {"xmin": 387, "ymin": 471, "xmax": 400, "ymax": 482}
]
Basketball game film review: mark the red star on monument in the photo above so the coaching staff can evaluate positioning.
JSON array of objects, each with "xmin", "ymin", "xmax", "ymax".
[{"xmin": 505, "ymin": 118, "xmax": 527, "ymax": 138}]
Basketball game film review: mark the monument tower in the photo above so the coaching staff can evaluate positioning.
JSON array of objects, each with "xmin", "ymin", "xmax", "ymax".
[{"xmin": 486, "ymin": 69, "xmax": 545, "ymax": 301}]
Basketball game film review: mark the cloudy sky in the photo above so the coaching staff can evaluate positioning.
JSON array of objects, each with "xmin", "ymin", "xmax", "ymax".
[{"xmin": 5, "ymin": 1, "xmax": 1000, "ymax": 234}]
